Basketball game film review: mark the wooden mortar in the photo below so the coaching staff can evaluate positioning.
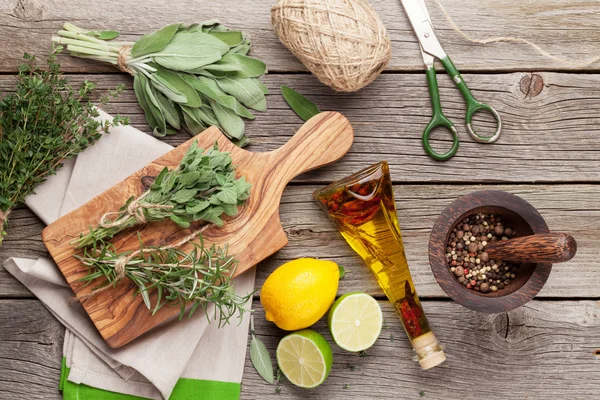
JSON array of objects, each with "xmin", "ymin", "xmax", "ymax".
[{"xmin": 429, "ymin": 190, "xmax": 577, "ymax": 313}]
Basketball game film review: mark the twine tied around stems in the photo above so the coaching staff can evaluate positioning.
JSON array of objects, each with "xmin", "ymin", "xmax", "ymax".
[
  {"xmin": 117, "ymin": 45, "xmax": 133, "ymax": 74},
  {"xmin": 77, "ymin": 225, "xmax": 210, "ymax": 302},
  {"xmin": 99, "ymin": 191, "xmax": 173, "ymax": 228}
]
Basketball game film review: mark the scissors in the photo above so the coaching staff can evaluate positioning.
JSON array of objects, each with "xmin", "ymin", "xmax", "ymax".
[{"xmin": 400, "ymin": 0, "xmax": 502, "ymax": 161}]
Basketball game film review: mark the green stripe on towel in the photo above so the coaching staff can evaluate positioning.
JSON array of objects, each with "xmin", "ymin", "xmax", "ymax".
[{"xmin": 60, "ymin": 358, "xmax": 241, "ymax": 400}]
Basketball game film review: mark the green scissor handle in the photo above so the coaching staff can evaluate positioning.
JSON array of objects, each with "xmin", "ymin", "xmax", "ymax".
[
  {"xmin": 440, "ymin": 56, "xmax": 502, "ymax": 143},
  {"xmin": 423, "ymin": 66, "xmax": 460, "ymax": 161}
]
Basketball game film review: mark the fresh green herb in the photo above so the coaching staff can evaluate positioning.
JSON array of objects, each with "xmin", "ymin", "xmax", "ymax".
[
  {"xmin": 0, "ymin": 48, "xmax": 126, "ymax": 246},
  {"xmin": 420, "ymin": 391, "xmax": 426, "ymax": 397},
  {"xmin": 281, "ymin": 85, "xmax": 320, "ymax": 121},
  {"xmin": 274, "ymin": 386, "xmax": 281, "ymax": 395},
  {"xmin": 339, "ymin": 265, "xmax": 346, "ymax": 279},
  {"xmin": 249, "ymin": 314, "xmax": 275, "ymax": 384},
  {"xmin": 359, "ymin": 350, "xmax": 368, "ymax": 358},
  {"xmin": 53, "ymin": 22, "xmax": 268, "ymax": 145},
  {"xmin": 343, "ymin": 384, "xmax": 351, "ymax": 390},
  {"xmin": 71, "ymin": 141, "xmax": 251, "ymax": 248},
  {"xmin": 75, "ymin": 235, "xmax": 250, "ymax": 323}
]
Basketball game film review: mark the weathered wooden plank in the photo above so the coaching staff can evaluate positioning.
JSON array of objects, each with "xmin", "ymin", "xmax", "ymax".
[
  {"xmin": 2, "ymin": 72, "xmax": 599, "ymax": 183},
  {"xmin": 1, "ymin": 0, "xmax": 599, "ymax": 73},
  {"xmin": 2, "ymin": 185, "xmax": 599, "ymax": 298},
  {"xmin": 1, "ymin": 299, "xmax": 598, "ymax": 399},
  {"xmin": 0, "ymin": 300, "xmax": 63, "ymax": 399},
  {"xmin": 242, "ymin": 300, "xmax": 600, "ymax": 399}
]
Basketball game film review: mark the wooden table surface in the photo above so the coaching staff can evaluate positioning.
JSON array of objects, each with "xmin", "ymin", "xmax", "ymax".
[{"xmin": 1, "ymin": 0, "xmax": 600, "ymax": 398}]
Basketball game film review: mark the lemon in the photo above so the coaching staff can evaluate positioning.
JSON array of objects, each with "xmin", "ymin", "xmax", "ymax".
[
  {"xmin": 260, "ymin": 258, "xmax": 339, "ymax": 331},
  {"xmin": 328, "ymin": 292, "xmax": 383, "ymax": 352},
  {"xmin": 276, "ymin": 330, "xmax": 333, "ymax": 388}
]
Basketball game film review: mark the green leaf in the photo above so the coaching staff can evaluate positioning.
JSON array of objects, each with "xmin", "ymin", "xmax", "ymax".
[
  {"xmin": 181, "ymin": 107, "xmax": 207, "ymax": 135},
  {"xmin": 339, "ymin": 265, "xmax": 346, "ymax": 279},
  {"xmin": 281, "ymin": 86, "xmax": 320, "ymax": 122},
  {"xmin": 134, "ymin": 74, "xmax": 162, "ymax": 133},
  {"xmin": 212, "ymin": 102, "xmax": 245, "ymax": 139},
  {"xmin": 153, "ymin": 66, "xmax": 202, "ymax": 107},
  {"xmin": 153, "ymin": 31, "xmax": 229, "ymax": 71},
  {"xmin": 171, "ymin": 188, "xmax": 197, "ymax": 203},
  {"xmin": 190, "ymin": 77, "xmax": 255, "ymax": 119},
  {"xmin": 186, "ymin": 200, "xmax": 210, "ymax": 214},
  {"xmin": 250, "ymin": 335, "xmax": 274, "ymax": 384},
  {"xmin": 169, "ymin": 214, "xmax": 191, "ymax": 228},
  {"xmin": 152, "ymin": 86, "xmax": 181, "ymax": 130},
  {"xmin": 88, "ymin": 30, "xmax": 120, "ymax": 40},
  {"xmin": 216, "ymin": 77, "xmax": 267, "ymax": 111},
  {"xmin": 144, "ymin": 79, "xmax": 168, "ymax": 136},
  {"xmin": 216, "ymin": 187, "xmax": 238, "ymax": 204},
  {"xmin": 148, "ymin": 73, "xmax": 187, "ymax": 104},
  {"xmin": 203, "ymin": 54, "xmax": 267, "ymax": 78},
  {"xmin": 207, "ymin": 31, "xmax": 244, "ymax": 47},
  {"xmin": 131, "ymin": 24, "xmax": 180, "ymax": 58}
]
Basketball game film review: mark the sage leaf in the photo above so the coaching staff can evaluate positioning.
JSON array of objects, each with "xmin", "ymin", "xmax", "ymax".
[
  {"xmin": 154, "ymin": 66, "xmax": 202, "ymax": 107},
  {"xmin": 212, "ymin": 102, "xmax": 245, "ymax": 139},
  {"xmin": 253, "ymin": 78, "xmax": 270, "ymax": 95},
  {"xmin": 144, "ymin": 81, "xmax": 168, "ymax": 136},
  {"xmin": 131, "ymin": 24, "xmax": 180, "ymax": 58},
  {"xmin": 281, "ymin": 85, "xmax": 320, "ymax": 121},
  {"xmin": 152, "ymin": 87, "xmax": 181, "ymax": 130},
  {"xmin": 203, "ymin": 54, "xmax": 267, "ymax": 78},
  {"xmin": 192, "ymin": 77, "xmax": 255, "ymax": 119},
  {"xmin": 170, "ymin": 214, "xmax": 191, "ymax": 228},
  {"xmin": 250, "ymin": 335, "xmax": 275, "ymax": 384},
  {"xmin": 217, "ymin": 187, "xmax": 239, "ymax": 204},
  {"xmin": 134, "ymin": 74, "xmax": 162, "ymax": 133},
  {"xmin": 181, "ymin": 107, "xmax": 207, "ymax": 135},
  {"xmin": 217, "ymin": 77, "xmax": 267, "ymax": 111},
  {"xmin": 153, "ymin": 31, "xmax": 229, "ymax": 71},
  {"xmin": 207, "ymin": 31, "xmax": 244, "ymax": 47},
  {"xmin": 149, "ymin": 74, "xmax": 187, "ymax": 104},
  {"xmin": 88, "ymin": 30, "xmax": 120, "ymax": 40}
]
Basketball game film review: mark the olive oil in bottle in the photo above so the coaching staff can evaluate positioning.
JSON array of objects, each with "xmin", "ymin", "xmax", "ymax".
[{"xmin": 314, "ymin": 162, "xmax": 445, "ymax": 369}]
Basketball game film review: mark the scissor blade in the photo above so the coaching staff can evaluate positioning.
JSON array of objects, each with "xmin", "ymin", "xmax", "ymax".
[{"xmin": 400, "ymin": 0, "xmax": 446, "ymax": 60}]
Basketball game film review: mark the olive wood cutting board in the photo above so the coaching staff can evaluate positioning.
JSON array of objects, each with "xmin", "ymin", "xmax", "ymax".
[{"xmin": 42, "ymin": 111, "xmax": 354, "ymax": 348}]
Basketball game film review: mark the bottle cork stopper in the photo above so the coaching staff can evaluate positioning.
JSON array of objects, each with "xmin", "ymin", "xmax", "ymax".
[{"xmin": 412, "ymin": 331, "xmax": 446, "ymax": 370}]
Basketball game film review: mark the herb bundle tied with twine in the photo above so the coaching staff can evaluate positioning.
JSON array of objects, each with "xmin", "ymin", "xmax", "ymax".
[
  {"xmin": 53, "ymin": 21, "xmax": 268, "ymax": 145},
  {"xmin": 74, "ymin": 141, "xmax": 252, "ymax": 322}
]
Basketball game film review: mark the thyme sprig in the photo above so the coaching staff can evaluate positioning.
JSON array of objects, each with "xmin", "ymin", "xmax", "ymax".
[
  {"xmin": 0, "ymin": 47, "xmax": 127, "ymax": 246},
  {"xmin": 75, "ymin": 235, "xmax": 251, "ymax": 323},
  {"xmin": 71, "ymin": 141, "xmax": 251, "ymax": 248}
]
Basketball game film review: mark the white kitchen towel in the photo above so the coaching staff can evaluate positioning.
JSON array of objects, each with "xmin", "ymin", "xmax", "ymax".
[{"xmin": 4, "ymin": 110, "xmax": 255, "ymax": 399}]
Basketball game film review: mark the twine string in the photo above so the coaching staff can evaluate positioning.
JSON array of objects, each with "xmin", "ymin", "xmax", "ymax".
[
  {"xmin": 117, "ymin": 45, "xmax": 133, "ymax": 74},
  {"xmin": 99, "ymin": 191, "xmax": 173, "ymax": 228},
  {"xmin": 431, "ymin": 0, "xmax": 600, "ymax": 68}
]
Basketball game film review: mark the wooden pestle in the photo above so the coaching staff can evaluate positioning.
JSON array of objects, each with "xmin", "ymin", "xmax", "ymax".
[{"xmin": 485, "ymin": 233, "xmax": 577, "ymax": 264}]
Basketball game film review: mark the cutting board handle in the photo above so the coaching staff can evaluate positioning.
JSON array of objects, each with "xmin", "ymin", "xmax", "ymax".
[{"xmin": 271, "ymin": 111, "xmax": 354, "ymax": 181}]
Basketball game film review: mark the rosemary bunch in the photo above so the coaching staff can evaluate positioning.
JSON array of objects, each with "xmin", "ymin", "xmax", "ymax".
[
  {"xmin": 53, "ymin": 22, "xmax": 268, "ymax": 145},
  {"xmin": 72, "ymin": 141, "xmax": 251, "ymax": 248},
  {"xmin": 0, "ymin": 48, "xmax": 126, "ymax": 246},
  {"xmin": 76, "ymin": 236, "xmax": 251, "ymax": 323}
]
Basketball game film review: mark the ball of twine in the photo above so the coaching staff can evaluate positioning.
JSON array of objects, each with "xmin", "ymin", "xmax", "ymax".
[{"xmin": 272, "ymin": 0, "xmax": 391, "ymax": 92}]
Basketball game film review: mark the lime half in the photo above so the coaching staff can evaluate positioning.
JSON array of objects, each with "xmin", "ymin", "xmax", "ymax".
[
  {"xmin": 328, "ymin": 292, "xmax": 383, "ymax": 352},
  {"xmin": 276, "ymin": 330, "xmax": 333, "ymax": 388}
]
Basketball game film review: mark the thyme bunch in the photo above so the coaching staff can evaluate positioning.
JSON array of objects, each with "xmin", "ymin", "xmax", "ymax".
[
  {"xmin": 72, "ymin": 141, "xmax": 251, "ymax": 248},
  {"xmin": 76, "ymin": 235, "xmax": 251, "ymax": 323},
  {"xmin": 0, "ymin": 47, "xmax": 127, "ymax": 246}
]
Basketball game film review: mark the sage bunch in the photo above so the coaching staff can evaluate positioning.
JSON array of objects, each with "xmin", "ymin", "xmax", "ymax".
[
  {"xmin": 53, "ymin": 22, "xmax": 269, "ymax": 146},
  {"xmin": 72, "ymin": 141, "xmax": 251, "ymax": 248},
  {"xmin": 0, "ymin": 48, "xmax": 126, "ymax": 246},
  {"xmin": 76, "ymin": 236, "xmax": 251, "ymax": 323}
]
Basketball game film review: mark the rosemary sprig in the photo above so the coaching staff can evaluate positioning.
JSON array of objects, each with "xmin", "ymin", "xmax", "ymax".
[
  {"xmin": 75, "ymin": 235, "xmax": 251, "ymax": 323},
  {"xmin": 71, "ymin": 141, "xmax": 251, "ymax": 248},
  {"xmin": 0, "ymin": 47, "xmax": 127, "ymax": 246}
]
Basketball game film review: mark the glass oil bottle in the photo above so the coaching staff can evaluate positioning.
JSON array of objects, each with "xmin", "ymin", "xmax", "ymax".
[{"xmin": 314, "ymin": 161, "xmax": 445, "ymax": 369}]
